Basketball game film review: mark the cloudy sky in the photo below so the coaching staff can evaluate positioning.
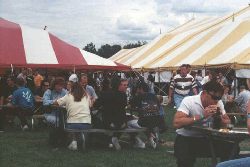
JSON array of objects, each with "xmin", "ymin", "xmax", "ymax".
[{"xmin": 0, "ymin": 0, "xmax": 249, "ymax": 48}]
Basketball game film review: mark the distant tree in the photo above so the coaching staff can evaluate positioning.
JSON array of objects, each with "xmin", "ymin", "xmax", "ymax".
[
  {"xmin": 112, "ymin": 45, "xmax": 122, "ymax": 55},
  {"xmin": 123, "ymin": 41, "xmax": 147, "ymax": 49},
  {"xmin": 83, "ymin": 42, "xmax": 97, "ymax": 54},
  {"xmin": 97, "ymin": 44, "xmax": 121, "ymax": 58}
]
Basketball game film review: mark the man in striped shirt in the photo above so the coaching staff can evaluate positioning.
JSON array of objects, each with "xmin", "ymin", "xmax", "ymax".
[{"xmin": 168, "ymin": 64, "xmax": 198, "ymax": 108}]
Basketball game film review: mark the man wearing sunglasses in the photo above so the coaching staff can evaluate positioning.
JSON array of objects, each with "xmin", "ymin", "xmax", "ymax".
[{"xmin": 173, "ymin": 80, "xmax": 235, "ymax": 167}]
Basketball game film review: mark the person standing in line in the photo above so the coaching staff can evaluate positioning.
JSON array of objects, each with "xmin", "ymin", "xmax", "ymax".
[
  {"xmin": 26, "ymin": 68, "xmax": 35, "ymax": 92},
  {"xmin": 168, "ymin": 64, "xmax": 197, "ymax": 109},
  {"xmin": 147, "ymin": 72, "xmax": 155, "ymax": 94},
  {"xmin": 17, "ymin": 68, "xmax": 27, "ymax": 82},
  {"xmin": 234, "ymin": 85, "xmax": 250, "ymax": 113},
  {"xmin": 33, "ymin": 70, "xmax": 44, "ymax": 90}
]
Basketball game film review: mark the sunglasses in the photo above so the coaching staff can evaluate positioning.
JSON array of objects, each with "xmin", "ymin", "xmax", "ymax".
[{"xmin": 207, "ymin": 92, "xmax": 222, "ymax": 100}]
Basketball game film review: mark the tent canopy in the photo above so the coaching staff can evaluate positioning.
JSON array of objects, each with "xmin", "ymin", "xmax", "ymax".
[
  {"xmin": 110, "ymin": 6, "xmax": 250, "ymax": 71},
  {"xmin": 0, "ymin": 18, "xmax": 130, "ymax": 71}
]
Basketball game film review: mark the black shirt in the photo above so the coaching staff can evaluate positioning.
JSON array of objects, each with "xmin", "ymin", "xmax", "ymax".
[
  {"xmin": 1, "ymin": 85, "xmax": 17, "ymax": 99},
  {"xmin": 94, "ymin": 90, "xmax": 127, "ymax": 128}
]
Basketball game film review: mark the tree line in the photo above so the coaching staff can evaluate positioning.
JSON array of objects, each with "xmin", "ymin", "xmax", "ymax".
[{"xmin": 83, "ymin": 41, "xmax": 147, "ymax": 59}]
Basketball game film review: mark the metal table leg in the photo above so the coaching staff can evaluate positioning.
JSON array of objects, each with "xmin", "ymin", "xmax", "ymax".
[{"xmin": 208, "ymin": 136, "xmax": 217, "ymax": 167}]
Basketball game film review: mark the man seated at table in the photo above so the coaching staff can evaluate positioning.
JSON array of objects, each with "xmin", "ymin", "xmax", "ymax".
[
  {"xmin": 130, "ymin": 82, "xmax": 161, "ymax": 149},
  {"xmin": 34, "ymin": 80, "xmax": 50, "ymax": 103},
  {"xmin": 93, "ymin": 77, "xmax": 128, "ymax": 150},
  {"xmin": 94, "ymin": 77, "xmax": 145, "ymax": 150},
  {"xmin": 10, "ymin": 77, "xmax": 35, "ymax": 130},
  {"xmin": 0, "ymin": 76, "xmax": 18, "ymax": 131},
  {"xmin": 43, "ymin": 77, "xmax": 67, "ymax": 126},
  {"xmin": 173, "ymin": 80, "xmax": 236, "ymax": 167},
  {"xmin": 0, "ymin": 76, "xmax": 18, "ymax": 105}
]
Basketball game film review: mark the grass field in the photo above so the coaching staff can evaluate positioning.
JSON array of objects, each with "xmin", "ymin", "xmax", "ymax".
[{"xmin": 1, "ymin": 106, "xmax": 249, "ymax": 167}]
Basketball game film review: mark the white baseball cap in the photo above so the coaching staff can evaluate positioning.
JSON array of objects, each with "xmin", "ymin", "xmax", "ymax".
[{"xmin": 69, "ymin": 74, "xmax": 78, "ymax": 83}]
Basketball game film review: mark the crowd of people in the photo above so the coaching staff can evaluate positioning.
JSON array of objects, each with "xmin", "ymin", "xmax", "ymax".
[
  {"xmin": 0, "ymin": 68, "xmax": 167, "ymax": 151},
  {"xmin": 0, "ymin": 65, "xmax": 250, "ymax": 167}
]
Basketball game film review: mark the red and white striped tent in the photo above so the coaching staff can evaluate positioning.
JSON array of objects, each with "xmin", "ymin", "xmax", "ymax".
[{"xmin": 0, "ymin": 18, "xmax": 129, "ymax": 71}]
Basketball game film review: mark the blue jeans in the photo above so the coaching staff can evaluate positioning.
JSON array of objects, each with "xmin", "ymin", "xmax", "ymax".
[
  {"xmin": 216, "ymin": 157, "xmax": 250, "ymax": 167},
  {"xmin": 66, "ymin": 123, "xmax": 92, "ymax": 147},
  {"xmin": 66, "ymin": 123, "xmax": 92, "ymax": 130},
  {"xmin": 44, "ymin": 111, "xmax": 58, "ymax": 126},
  {"xmin": 173, "ymin": 93, "xmax": 187, "ymax": 109},
  {"xmin": 159, "ymin": 105, "xmax": 165, "ymax": 116}
]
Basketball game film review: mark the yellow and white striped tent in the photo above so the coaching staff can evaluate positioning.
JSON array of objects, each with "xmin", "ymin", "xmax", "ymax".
[
  {"xmin": 110, "ymin": 6, "xmax": 250, "ymax": 71},
  {"xmin": 109, "ymin": 46, "xmax": 145, "ymax": 64}
]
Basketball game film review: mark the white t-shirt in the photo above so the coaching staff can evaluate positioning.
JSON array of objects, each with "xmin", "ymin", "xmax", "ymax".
[
  {"xmin": 176, "ymin": 94, "xmax": 226, "ymax": 137},
  {"xmin": 57, "ymin": 94, "xmax": 91, "ymax": 124}
]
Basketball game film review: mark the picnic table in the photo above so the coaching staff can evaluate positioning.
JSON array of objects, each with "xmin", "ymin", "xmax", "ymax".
[
  {"xmin": 45, "ymin": 105, "xmax": 147, "ymax": 149},
  {"xmin": 186, "ymin": 126, "xmax": 249, "ymax": 167},
  {"xmin": 226, "ymin": 113, "xmax": 246, "ymax": 116}
]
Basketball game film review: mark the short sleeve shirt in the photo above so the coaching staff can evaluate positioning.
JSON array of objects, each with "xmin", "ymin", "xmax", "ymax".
[
  {"xmin": 86, "ymin": 85, "xmax": 98, "ymax": 100},
  {"xmin": 12, "ymin": 87, "xmax": 34, "ymax": 109},
  {"xmin": 176, "ymin": 94, "xmax": 226, "ymax": 137}
]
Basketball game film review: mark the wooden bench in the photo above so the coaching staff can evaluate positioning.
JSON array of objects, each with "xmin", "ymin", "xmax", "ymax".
[
  {"xmin": 47, "ymin": 106, "xmax": 148, "ymax": 150},
  {"xmin": 31, "ymin": 114, "xmax": 45, "ymax": 129},
  {"xmin": 227, "ymin": 113, "xmax": 246, "ymax": 116},
  {"xmin": 65, "ymin": 127, "xmax": 146, "ymax": 134},
  {"xmin": 30, "ymin": 105, "xmax": 47, "ymax": 129}
]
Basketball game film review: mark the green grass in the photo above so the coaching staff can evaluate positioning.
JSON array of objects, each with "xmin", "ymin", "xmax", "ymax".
[{"xmin": 1, "ymin": 106, "xmax": 249, "ymax": 167}]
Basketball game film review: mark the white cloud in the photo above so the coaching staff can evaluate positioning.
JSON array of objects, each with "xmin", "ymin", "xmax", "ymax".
[
  {"xmin": 170, "ymin": 0, "xmax": 248, "ymax": 15},
  {"xmin": 0, "ymin": 0, "xmax": 249, "ymax": 48}
]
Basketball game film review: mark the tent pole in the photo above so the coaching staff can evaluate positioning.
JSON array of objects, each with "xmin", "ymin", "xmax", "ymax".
[
  {"xmin": 232, "ymin": 63, "xmax": 238, "ymax": 97},
  {"xmin": 142, "ymin": 68, "xmax": 144, "ymax": 82},
  {"xmin": 233, "ymin": 74, "xmax": 238, "ymax": 97},
  {"xmin": 158, "ymin": 67, "xmax": 161, "ymax": 95},
  {"xmin": 233, "ymin": 77, "xmax": 236, "ymax": 97},
  {"xmin": 45, "ymin": 69, "xmax": 48, "ymax": 79},
  {"xmin": 10, "ymin": 64, "xmax": 14, "ymax": 76}
]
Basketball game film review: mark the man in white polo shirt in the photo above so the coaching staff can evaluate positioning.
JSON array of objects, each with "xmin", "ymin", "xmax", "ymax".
[{"xmin": 173, "ymin": 80, "xmax": 236, "ymax": 167}]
